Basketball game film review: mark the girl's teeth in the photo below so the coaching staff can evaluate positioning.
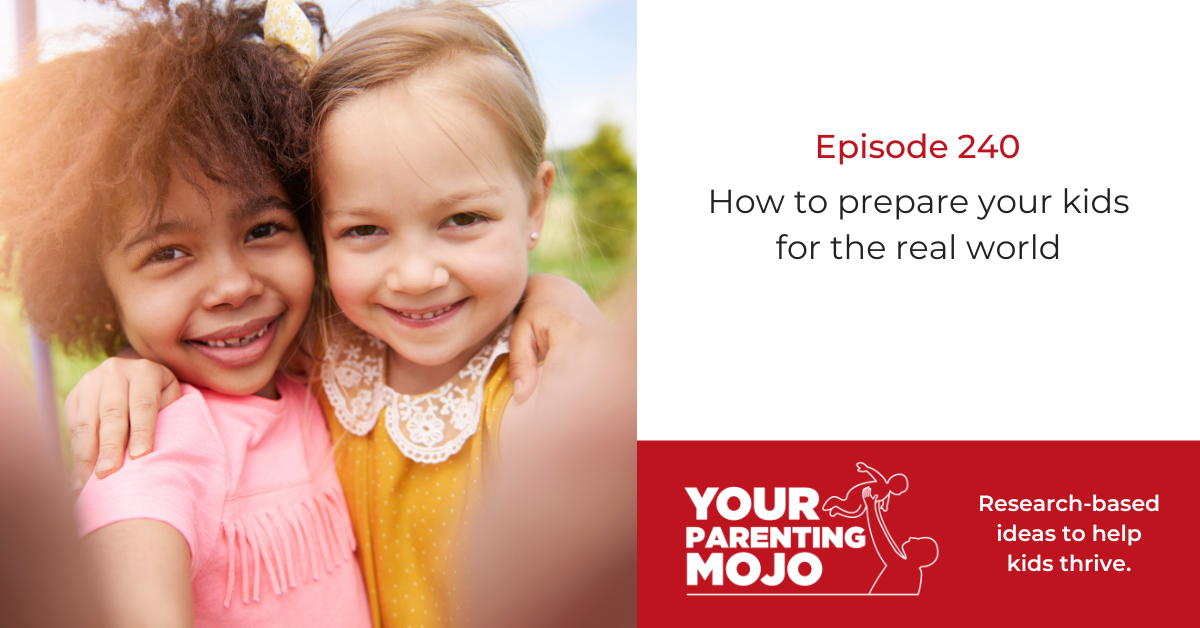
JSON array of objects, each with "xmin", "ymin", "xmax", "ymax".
[
  {"xmin": 201, "ymin": 324, "xmax": 268, "ymax": 348},
  {"xmin": 402, "ymin": 307, "xmax": 448, "ymax": 319}
]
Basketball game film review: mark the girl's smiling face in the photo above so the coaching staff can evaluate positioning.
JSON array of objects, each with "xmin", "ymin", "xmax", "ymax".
[
  {"xmin": 102, "ymin": 172, "xmax": 314, "ymax": 398},
  {"xmin": 317, "ymin": 78, "xmax": 551, "ymax": 390}
]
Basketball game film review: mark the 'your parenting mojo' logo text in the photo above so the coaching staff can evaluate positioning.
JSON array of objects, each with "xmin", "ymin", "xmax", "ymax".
[{"xmin": 685, "ymin": 463, "xmax": 938, "ymax": 595}]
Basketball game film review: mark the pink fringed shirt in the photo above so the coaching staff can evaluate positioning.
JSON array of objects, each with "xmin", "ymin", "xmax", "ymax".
[{"xmin": 75, "ymin": 377, "xmax": 371, "ymax": 627}]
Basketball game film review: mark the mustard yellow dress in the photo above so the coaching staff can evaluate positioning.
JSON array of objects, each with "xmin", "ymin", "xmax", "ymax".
[{"xmin": 316, "ymin": 326, "xmax": 513, "ymax": 628}]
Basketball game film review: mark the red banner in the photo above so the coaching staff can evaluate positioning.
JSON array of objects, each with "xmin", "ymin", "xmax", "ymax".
[{"xmin": 638, "ymin": 441, "xmax": 1199, "ymax": 626}]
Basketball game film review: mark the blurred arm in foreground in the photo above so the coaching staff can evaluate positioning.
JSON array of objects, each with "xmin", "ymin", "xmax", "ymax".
[
  {"xmin": 0, "ymin": 357, "xmax": 107, "ymax": 628},
  {"xmin": 462, "ymin": 285, "xmax": 637, "ymax": 628}
]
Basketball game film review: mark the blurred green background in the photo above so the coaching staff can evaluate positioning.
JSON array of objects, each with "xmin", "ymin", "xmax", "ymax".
[
  {"xmin": 0, "ymin": 121, "xmax": 637, "ymax": 452},
  {"xmin": 534, "ymin": 122, "xmax": 638, "ymax": 306}
]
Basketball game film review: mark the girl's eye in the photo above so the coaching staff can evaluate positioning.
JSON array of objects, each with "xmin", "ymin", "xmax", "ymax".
[
  {"xmin": 247, "ymin": 223, "xmax": 281, "ymax": 242},
  {"xmin": 147, "ymin": 247, "xmax": 186, "ymax": 263},
  {"xmin": 443, "ymin": 213, "xmax": 486, "ymax": 227},
  {"xmin": 345, "ymin": 225, "xmax": 383, "ymax": 237}
]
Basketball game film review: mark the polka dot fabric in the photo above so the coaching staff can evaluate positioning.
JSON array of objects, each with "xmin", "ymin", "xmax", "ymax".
[
  {"xmin": 263, "ymin": 0, "xmax": 316, "ymax": 67},
  {"xmin": 317, "ymin": 335, "xmax": 513, "ymax": 628}
]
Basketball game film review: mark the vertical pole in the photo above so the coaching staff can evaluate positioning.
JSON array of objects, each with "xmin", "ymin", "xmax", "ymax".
[
  {"xmin": 28, "ymin": 330, "xmax": 59, "ymax": 464},
  {"xmin": 16, "ymin": 0, "xmax": 58, "ymax": 465},
  {"xmin": 16, "ymin": 0, "xmax": 36, "ymax": 71}
]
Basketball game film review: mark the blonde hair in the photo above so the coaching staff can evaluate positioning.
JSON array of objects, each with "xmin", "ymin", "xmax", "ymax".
[
  {"xmin": 305, "ymin": 0, "xmax": 548, "ymax": 345},
  {"xmin": 306, "ymin": 0, "xmax": 546, "ymax": 179}
]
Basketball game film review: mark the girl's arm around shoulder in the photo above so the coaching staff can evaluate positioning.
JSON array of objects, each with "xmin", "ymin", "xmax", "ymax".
[
  {"xmin": 74, "ymin": 387, "xmax": 227, "ymax": 616},
  {"xmin": 509, "ymin": 274, "xmax": 609, "ymax": 403},
  {"xmin": 84, "ymin": 519, "xmax": 194, "ymax": 628},
  {"xmin": 65, "ymin": 353, "xmax": 182, "ymax": 489}
]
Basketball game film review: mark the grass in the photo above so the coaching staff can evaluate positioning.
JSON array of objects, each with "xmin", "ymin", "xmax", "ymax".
[{"xmin": 530, "ymin": 189, "xmax": 636, "ymax": 315}]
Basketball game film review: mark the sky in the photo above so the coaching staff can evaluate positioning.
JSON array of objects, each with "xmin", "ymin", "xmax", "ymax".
[{"xmin": 0, "ymin": 0, "xmax": 636, "ymax": 154}]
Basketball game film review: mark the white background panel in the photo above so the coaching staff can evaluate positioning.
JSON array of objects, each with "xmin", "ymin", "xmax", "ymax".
[{"xmin": 638, "ymin": 1, "xmax": 1199, "ymax": 439}]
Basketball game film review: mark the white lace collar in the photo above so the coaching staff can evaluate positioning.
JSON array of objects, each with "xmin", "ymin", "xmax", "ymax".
[{"xmin": 321, "ymin": 326, "xmax": 511, "ymax": 464}]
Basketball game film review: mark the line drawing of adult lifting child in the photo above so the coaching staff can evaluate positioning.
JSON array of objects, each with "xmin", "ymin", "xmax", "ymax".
[
  {"xmin": 822, "ymin": 462, "xmax": 908, "ymax": 518},
  {"xmin": 862, "ymin": 485, "xmax": 938, "ymax": 594}
]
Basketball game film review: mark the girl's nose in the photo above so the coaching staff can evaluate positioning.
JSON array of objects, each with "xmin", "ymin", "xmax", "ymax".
[
  {"xmin": 202, "ymin": 254, "xmax": 265, "ymax": 309},
  {"xmin": 385, "ymin": 249, "xmax": 450, "ymax": 295}
]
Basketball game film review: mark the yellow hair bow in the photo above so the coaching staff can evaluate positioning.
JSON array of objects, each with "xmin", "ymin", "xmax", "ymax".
[{"xmin": 263, "ymin": 0, "xmax": 317, "ymax": 68}]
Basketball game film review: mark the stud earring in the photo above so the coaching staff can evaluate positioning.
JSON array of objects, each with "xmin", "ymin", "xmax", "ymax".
[
  {"xmin": 105, "ymin": 323, "xmax": 114, "ymax": 332},
  {"xmin": 530, "ymin": 232, "xmax": 539, "ymax": 241}
]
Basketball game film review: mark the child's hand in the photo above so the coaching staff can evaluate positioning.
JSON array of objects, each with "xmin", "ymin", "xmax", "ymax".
[
  {"xmin": 65, "ymin": 356, "xmax": 181, "ymax": 492},
  {"xmin": 510, "ymin": 274, "xmax": 609, "ymax": 403}
]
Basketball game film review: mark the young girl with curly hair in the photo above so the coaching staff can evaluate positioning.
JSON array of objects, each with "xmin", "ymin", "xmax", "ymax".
[{"xmin": 0, "ymin": 2, "xmax": 374, "ymax": 624}]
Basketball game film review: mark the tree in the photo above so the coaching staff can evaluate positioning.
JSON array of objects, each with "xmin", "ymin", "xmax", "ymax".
[{"xmin": 565, "ymin": 123, "xmax": 637, "ymax": 258}]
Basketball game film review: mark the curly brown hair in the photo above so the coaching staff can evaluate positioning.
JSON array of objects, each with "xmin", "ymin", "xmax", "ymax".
[{"xmin": 0, "ymin": 0, "xmax": 327, "ymax": 357}]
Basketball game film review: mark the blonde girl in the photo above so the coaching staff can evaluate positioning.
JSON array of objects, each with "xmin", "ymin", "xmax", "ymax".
[{"xmin": 306, "ymin": 3, "xmax": 574, "ymax": 624}]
